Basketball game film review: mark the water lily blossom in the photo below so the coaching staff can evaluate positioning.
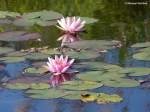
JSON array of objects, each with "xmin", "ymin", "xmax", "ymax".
[
  {"xmin": 45, "ymin": 55, "xmax": 75, "ymax": 75},
  {"xmin": 56, "ymin": 17, "xmax": 86, "ymax": 33}
]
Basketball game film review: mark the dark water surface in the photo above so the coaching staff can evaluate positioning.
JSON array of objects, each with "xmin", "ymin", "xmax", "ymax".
[{"xmin": 0, "ymin": 0, "xmax": 150, "ymax": 112}]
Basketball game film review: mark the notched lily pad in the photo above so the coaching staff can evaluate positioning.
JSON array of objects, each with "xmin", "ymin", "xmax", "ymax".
[
  {"xmin": 78, "ymin": 16, "xmax": 98, "ymax": 24},
  {"xmin": 133, "ymin": 52, "xmax": 150, "ymax": 61},
  {"xmin": 0, "ymin": 47, "xmax": 14, "ymax": 55}
]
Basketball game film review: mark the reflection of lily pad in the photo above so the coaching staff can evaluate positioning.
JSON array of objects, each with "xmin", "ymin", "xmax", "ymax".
[
  {"xmin": 67, "ymin": 40, "xmax": 120, "ymax": 51},
  {"xmin": 60, "ymin": 80, "xmax": 103, "ymax": 90},
  {"xmin": 0, "ymin": 56, "xmax": 25, "ymax": 63},
  {"xmin": 0, "ymin": 47, "xmax": 14, "ymax": 55},
  {"xmin": 13, "ymin": 10, "xmax": 62, "ymax": 27},
  {"xmin": 25, "ymin": 53, "xmax": 49, "ymax": 61},
  {"xmin": 0, "ymin": 31, "xmax": 41, "ymax": 41},
  {"xmin": 26, "ymin": 89, "xmax": 68, "ymax": 99},
  {"xmin": 24, "ymin": 67, "xmax": 48, "ymax": 74},
  {"xmin": 133, "ymin": 52, "xmax": 150, "ymax": 61}
]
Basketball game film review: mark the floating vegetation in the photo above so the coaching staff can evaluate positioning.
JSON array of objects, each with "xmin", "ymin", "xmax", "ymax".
[
  {"xmin": 24, "ymin": 67, "xmax": 48, "ymax": 75},
  {"xmin": 0, "ymin": 47, "xmax": 14, "ymax": 55},
  {"xmin": 0, "ymin": 11, "xmax": 20, "ymax": 18},
  {"xmin": 0, "ymin": 56, "xmax": 25, "ymax": 63},
  {"xmin": 131, "ymin": 42, "xmax": 150, "ymax": 61}
]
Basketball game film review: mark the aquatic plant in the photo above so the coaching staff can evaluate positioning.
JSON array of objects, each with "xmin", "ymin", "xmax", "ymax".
[
  {"xmin": 44, "ymin": 55, "xmax": 75, "ymax": 75},
  {"xmin": 56, "ymin": 17, "xmax": 86, "ymax": 33}
]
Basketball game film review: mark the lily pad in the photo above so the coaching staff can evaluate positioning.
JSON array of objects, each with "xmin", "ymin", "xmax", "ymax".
[
  {"xmin": 40, "ymin": 48, "xmax": 60, "ymax": 55},
  {"xmin": 26, "ymin": 89, "xmax": 68, "ymax": 99},
  {"xmin": 131, "ymin": 42, "xmax": 150, "ymax": 48},
  {"xmin": 102, "ymin": 78, "xmax": 139, "ymax": 87},
  {"xmin": 133, "ymin": 52, "xmax": 150, "ymax": 61},
  {"xmin": 60, "ymin": 80, "xmax": 103, "ymax": 91},
  {"xmin": 64, "ymin": 50, "xmax": 100, "ymax": 60},
  {"xmin": 97, "ymin": 93, "xmax": 123, "ymax": 104},
  {"xmin": 13, "ymin": 10, "xmax": 62, "ymax": 27},
  {"xmin": 6, "ymin": 82, "xmax": 50, "ymax": 90},
  {"xmin": 0, "ymin": 11, "xmax": 20, "ymax": 18},
  {"xmin": 119, "ymin": 68, "xmax": 150, "ymax": 76},
  {"xmin": 78, "ymin": 17, "xmax": 98, "ymax": 24},
  {"xmin": 0, "ymin": 47, "xmax": 14, "ymax": 55},
  {"xmin": 0, "ymin": 31, "xmax": 41, "ymax": 41},
  {"xmin": 25, "ymin": 53, "xmax": 49, "ymax": 61},
  {"xmin": 0, "ymin": 56, "xmax": 25, "ymax": 63},
  {"xmin": 24, "ymin": 67, "xmax": 48, "ymax": 74},
  {"xmin": 67, "ymin": 40, "xmax": 121, "ymax": 51}
]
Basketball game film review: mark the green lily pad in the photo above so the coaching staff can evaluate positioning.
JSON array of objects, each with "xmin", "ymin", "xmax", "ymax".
[
  {"xmin": 102, "ymin": 78, "xmax": 139, "ymax": 87},
  {"xmin": 133, "ymin": 52, "xmax": 150, "ymax": 61},
  {"xmin": 25, "ymin": 53, "xmax": 49, "ymax": 61},
  {"xmin": 97, "ymin": 93, "xmax": 123, "ymax": 104},
  {"xmin": 26, "ymin": 89, "xmax": 68, "ymax": 99},
  {"xmin": 78, "ymin": 17, "xmax": 98, "ymax": 24},
  {"xmin": 65, "ymin": 50, "xmax": 100, "ymax": 60},
  {"xmin": 40, "ymin": 48, "xmax": 60, "ymax": 55},
  {"xmin": 0, "ymin": 31, "xmax": 41, "ymax": 41},
  {"xmin": 0, "ymin": 56, "xmax": 25, "ymax": 63},
  {"xmin": 0, "ymin": 11, "xmax": 20, "ymax": 18},
  {"xmin": 60, "ymin": 80, "xmax": 103, "ymax": 91},
  {"xmin": 119, "ymin": 68, "xmax": 150, "ymax": 76},
  {"xmin": 131, "ymin": 42, "xmax": 150, "ymax": 48},
  {"xmin": 6, "ymin": 51, "xmax": 27, "ymax": 57},
  {"xmin": 0, "ymin": 47, "xmax": 14, "ymax": 55},
  {"xmin": 6, "ymin": 83, "xmax": 30, "ymax": 90},
  {"xmin": 13, "ymin": 10, "xmax": 62, "ymax": 27},
  {"xmin": 67, "ymin": 40, "xmax": 120, "ymax": 51},
  {"xmin": 6, "ymin": 82, "xmax": 50, "ymax": 90},
  {"xmin": 24, "ymin": 67, "xmax": 48, "ymax": 74}
]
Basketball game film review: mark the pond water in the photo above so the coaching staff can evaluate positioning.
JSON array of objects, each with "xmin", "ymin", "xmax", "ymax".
[{"xmin": 0, "ymin": 0, "xmax": 150, "ymax": 112}]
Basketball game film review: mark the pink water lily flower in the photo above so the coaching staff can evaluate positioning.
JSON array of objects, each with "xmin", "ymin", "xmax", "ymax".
[
  {"xmin": 57, "ymin": 33, "xmax": 81, "ymax": 46},
  {"xmin": 45, "ymin": 55, "xmax": 75, "ymax": 75},
  {"xmin": 56, "ymin": 17, "xmax": 86, "ymax": 33}
]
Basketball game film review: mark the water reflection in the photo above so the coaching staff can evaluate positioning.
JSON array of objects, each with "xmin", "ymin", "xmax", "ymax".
[
  {"xmin": 57, "ymin": 33, "xmax": 81, "ymax": 46},
  {"xmin": 49, "ymin": 73, "xmax": 75, "ymax": 86}
]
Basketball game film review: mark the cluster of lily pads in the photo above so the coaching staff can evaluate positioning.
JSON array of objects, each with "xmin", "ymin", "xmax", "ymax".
[{"xmin": 0, "ymin": 10, "xmax": 149, "ymax": 104}]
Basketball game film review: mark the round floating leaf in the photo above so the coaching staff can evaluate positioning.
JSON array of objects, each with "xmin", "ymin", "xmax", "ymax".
[
  {"xmin": 131, "ymin": 42, "xmax": 150, "ymax": 48},
  {"xmin": 0, "ymin": 31, "xmax": 41, "ymax": 41},
  {"xmin": 67, "ymin": 40, "xmax": 120, "ymax": 51},
  {"xmin": 102, "ymin": 78, "xmax": 139, "ymax": 87},
  {"xmin": 0, "ymin": 11, "xmax": 20, "ymax": 18},
  {"xmin": 119, "ymin": 68, "xmax": 150, "ymax": 76},
  {"xmin": 24, "ymin": 67, "xmax": 48, "ymax": 74},
  {"xmin": 64, "ymin": 50, "xmax": 100, "ymax": 59},
  {"xmin": 30, "ymin": 83, "xmax": 50, "ymax": 89},
  {"xmin": 13, "ymin": 10, "xmax": 62, "ymax": 27},
  {"xmin": 26, "ymin": 89, "xmax": 68, "ymax": 99},
  {"xmin": 60, "ymin": 80, "xmax": 103, "ymax": 91},
  {"xmin": 0, "ymin": 47, "xmax": 14, "ymax": 55},
  {"xmin": 6, "ymin": 51, "xmax": 27, "ymax": 57},
  {"xmin": 97, "ymin": 93, "xmax": 123, "ymax": 104},
  {"xmin": 6, "ymin": 82, "xmax": 50, "ymax": 90},
  {"xmin": 0, "ymin": 56, "xmax": 25, "ymax": 63},
  {"xmin": 133, "ymin": 52, "xmax": 150, "ymax": 61},
  {"xmin": 40, "ymin": 48, "xmax": 60, "ymax": 55},
  {"xmin": 139, "ymin": 47, "xmax": 150, "ymax": 52},
  {"xmin": 25, "ymin": 53, "xmax": 49, "ymax": 61},
  {"xmin": 6, "ymin": 83, "xmax": 30, "ymax": 90},
  {"xmin": 78, "ymin": 16, "xmax": 98, "ymax": 24}
]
